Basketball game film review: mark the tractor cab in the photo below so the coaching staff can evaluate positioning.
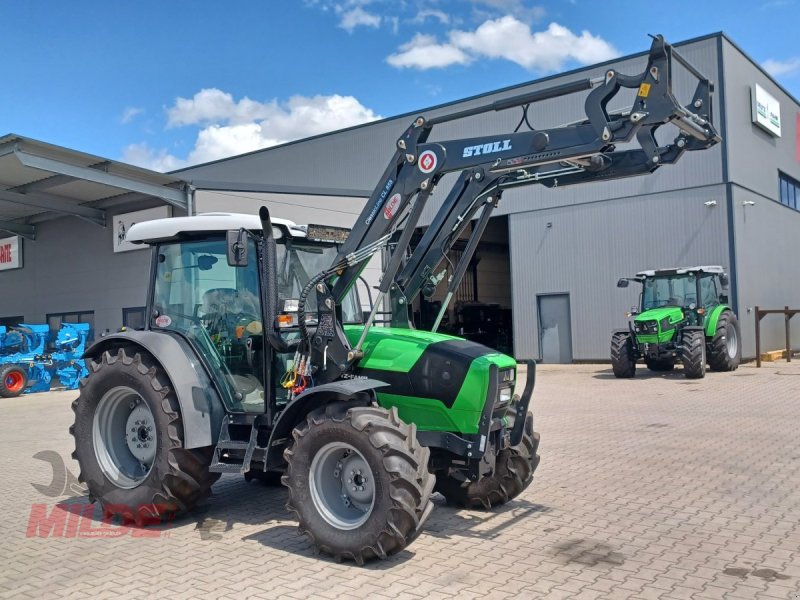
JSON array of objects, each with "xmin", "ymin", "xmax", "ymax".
[{"xmin": 127, "ymin": 212, "xmax": 363, "ymax": 414}]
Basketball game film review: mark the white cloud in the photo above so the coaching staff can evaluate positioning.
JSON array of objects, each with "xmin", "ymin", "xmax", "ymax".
[
  {"xmin": 120, "ymin": 106, "xmax": 144, "ymax": 124},
  {"xmin": 386, "ymin": 33, "xmax": 472, "ymax": 69},
  {"xmin": 763, "ymin": 57, "xmax": 800, "ymax": 77},
  {"xmin": 338, "ymin": 6, "xmax": 381, "ymax": 32},
  {"xmin": 469, "ymin": 0, "xmax": 546, "ymax": 23},
  {"xmin": 121, "ymin": 143, "xmax": 187, "ymax": 172},
  {"xmin": 387, "ymin": 18, "xmax": 617, "ymax": 71},
  {"xmin": 452, "ymin": 19, "xmax": 617, "ymax": 71},
  {"xmin": 123, "ymin": 92, "xmax": 382, "ymax": 171},
  {"xmin": 413, "ymin": 9, "xmax": 451, "ymax": 24}
]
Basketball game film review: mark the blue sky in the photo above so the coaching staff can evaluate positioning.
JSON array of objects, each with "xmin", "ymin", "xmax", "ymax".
[{"xmin": 1, "ymin": 0, "xmax": 798, "ymax": 172}]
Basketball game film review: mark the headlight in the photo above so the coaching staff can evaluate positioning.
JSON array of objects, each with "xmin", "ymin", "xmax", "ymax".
[{"xmin": 499, "ymin": 388, "xmax": 512, "ymax": 404}]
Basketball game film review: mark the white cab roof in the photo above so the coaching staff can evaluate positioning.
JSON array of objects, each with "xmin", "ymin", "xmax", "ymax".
[
  {"xmin": 126, "ymin": 212, "xmax": 306, "ymax": 243},
  {"xmin": 636, "ymin": 265, "xmax": 725, "ymax": 277}
]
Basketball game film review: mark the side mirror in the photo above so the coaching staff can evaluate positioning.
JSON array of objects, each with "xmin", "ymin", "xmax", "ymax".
[
  {"xmin": 617, "ymin": 278, "xmax": 629, "ymax": 288},
  {"xmin": 630, "ymin": 307, "xmax": 640, "ymax": 316},
  {"xmin": 226, "ymin": 229, "xmax": 248, "ymax": 267},
  {"xmin": 719, "ymin": 273, "xmax": 729, "ymax": 288}
]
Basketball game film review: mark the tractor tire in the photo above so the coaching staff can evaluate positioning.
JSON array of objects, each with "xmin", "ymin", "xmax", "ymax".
[
  {"xmin": 610, "ymin": 332, "xmax": 637, "ymax": 378},
  {"xmin": 434, "ymin": 412, "xmax": 540, "ymax": 510},
  {"xmin": 708, "ymin": 311, "xmax": 741, "ymax": 372},
  {"xmin": 0, "ymin": 364, "xmax": 28, "ymax": 398},
  {"xmin": 70, "ymin": 348, "xmax": 220, "ymax": 524},
  {"xmin": 283, "ymin": 403, "xmax": 435, "ymax": 564},
  {"xmin": 681, "ymin": 330, "xmax": 707, "ymax": 379},
  {"xmin": 645, "ymin": 358, "xmax": 675, "ymax": 372}
]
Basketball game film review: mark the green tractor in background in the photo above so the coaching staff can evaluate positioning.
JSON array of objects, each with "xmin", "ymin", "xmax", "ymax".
[{"xmin": 610, "ymin": 266, "xmax": 741, "ymax": 379}]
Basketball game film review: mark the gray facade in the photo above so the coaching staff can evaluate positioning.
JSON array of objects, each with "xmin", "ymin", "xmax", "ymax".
[{"xmin": 2, "ymin": 32, "xmax": 798, "ymax": 361}]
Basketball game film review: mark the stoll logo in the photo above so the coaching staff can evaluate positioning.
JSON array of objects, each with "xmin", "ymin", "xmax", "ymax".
[{"xmin": 462, "ymin": 139, "xmax": 512, "ymax": 158}]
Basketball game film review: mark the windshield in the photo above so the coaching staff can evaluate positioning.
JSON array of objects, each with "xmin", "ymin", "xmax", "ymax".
[
  {"xmin": 276, "ymin": 239, "xmax": 361, "ymax": 323},
  {"xmin": 642, "ymin": 274, "xmax": 699, "ymax": 310}
]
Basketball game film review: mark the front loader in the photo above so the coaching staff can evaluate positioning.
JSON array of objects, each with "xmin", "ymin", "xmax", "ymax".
[{"xmin": 70, "ymin": 35, "xmax": 720, "ymax": 563}]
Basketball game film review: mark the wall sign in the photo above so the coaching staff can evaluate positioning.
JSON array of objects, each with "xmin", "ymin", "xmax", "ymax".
[
  {"xmin": 114, "ymin": 206, "xmax": 171, "ymax": 253},
  {"xmin": 0, "ymin": 236, "xmax": 22, "ymax": 271},
  {"xmin": 751, "ymin": 83, "xmax": 781, "ymax": 137}
]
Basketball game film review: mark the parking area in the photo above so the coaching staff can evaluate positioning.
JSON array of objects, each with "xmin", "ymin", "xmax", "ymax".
[{"xmin": 1, "ymin": 362, "xmax": 799, "ymax": 600}]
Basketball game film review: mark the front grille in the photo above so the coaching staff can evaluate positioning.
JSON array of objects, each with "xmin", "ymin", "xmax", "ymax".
[{"xmin": 635, "ymin": 320, "xmax": 658, "ymax": 334}]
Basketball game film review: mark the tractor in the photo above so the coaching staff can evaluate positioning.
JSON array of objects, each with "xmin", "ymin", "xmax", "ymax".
[
  {"xmin": 611, "ymin": 266, "xmax": 741, "ymax": 379},
  {"xmin": 70, "ymin": 35, "xmax": 720, "ymax": 562}
]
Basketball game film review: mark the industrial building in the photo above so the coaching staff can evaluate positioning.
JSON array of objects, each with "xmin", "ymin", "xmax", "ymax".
[{"xmin": 1, "ymin": 32, "xmax": 798, "ymax": 362}]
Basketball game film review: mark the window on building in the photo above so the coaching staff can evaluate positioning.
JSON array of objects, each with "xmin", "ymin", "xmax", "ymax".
[
  {"xmin": 779, "ymin": 171, "xmax": 800, "ymax": 210},
  {"xmin": 0, "ymin": 316, "xmax": 24, "ymax": 329},
  {"xmin": 47, "ymin": 311, "xmax": 95, "ymax": 342},
  {"xmin": 122, "ymin": 307, "xmax": 146, "ymax": 330}
]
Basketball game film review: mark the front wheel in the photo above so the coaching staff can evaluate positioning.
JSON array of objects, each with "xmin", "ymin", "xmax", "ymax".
[
  {"xmin": 283, "ymin": 404, "xmax": 435, "ymax": 564},
  {"xmin": 70, "ymin": 348, "xmax": 220, "ymax": 524},
  {"xmin": 610, "ymin": 332, "xmax": 637, "ymax": 378},
  {"xmin": 681, "ymin": 331, "xmax": 706, "ymax": 379},
  {"xmin": 435, "ymin": 412, "xmax": 540, "ymax": 509},
  {"xmin": 708, "ymin": 311, "xmax": 741, "ymax": 371}
]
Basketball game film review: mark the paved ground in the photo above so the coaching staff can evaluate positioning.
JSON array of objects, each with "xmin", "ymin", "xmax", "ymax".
[{"xmin": 1, "ymin": 362, "xmax": 800, "ymax": 600}]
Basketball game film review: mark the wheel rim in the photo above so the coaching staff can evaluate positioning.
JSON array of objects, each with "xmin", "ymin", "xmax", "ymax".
[
  {"xmin": 726, "ymin": 325, "xmax": 738, "ymax": 359},
  {"xmin": 309, "ymin": 442, "xmax": 375, "ymax": 530},
  {"xmin": 92, "ymin": 386, "xmax": 157, "ymax": 489},
  {"xmin": 5, "ymin": 371, "xmax": 24, "ymax": 393}
]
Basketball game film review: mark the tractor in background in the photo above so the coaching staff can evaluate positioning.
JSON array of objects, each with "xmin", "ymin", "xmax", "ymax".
[{"xmin": 611, "ymin": 266, "xmax": 741, "ymax": 379}]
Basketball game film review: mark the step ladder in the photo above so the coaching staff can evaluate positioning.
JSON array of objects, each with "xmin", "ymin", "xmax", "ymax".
[{"xmin": 209, "ymin": 415, "xmax": 267, "ymax": 474}]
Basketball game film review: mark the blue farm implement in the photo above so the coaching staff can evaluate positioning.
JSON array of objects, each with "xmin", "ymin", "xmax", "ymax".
[{"xmin": 0, "ymin": 323, "xmax": 90, "ymax": 398}]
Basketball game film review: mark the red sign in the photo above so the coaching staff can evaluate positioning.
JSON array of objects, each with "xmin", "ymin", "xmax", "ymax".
[
  {"xmin": 0, "ymin": 236, "xmax": 21, "ymax": 270},
  {"xmin": 796, "ymin": 113, "xmax": 800, "ymax": 163},
  {"xmin": 383, "ymin": 193, "xmax": 401, "ymax": 220}
]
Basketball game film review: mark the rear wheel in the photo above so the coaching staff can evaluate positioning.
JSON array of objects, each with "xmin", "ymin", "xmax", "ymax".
[
  {"xmin": 70, "ymin": 348, "xmax": 220, "ymax": 524},
  {"xmin": 283, "ymin": 403, "xmax": 434, "ymax": 564},
  {"xmin": 435, "ymin": 412, "xmax": 540, "ymax": 509},
  {"xmin": 681, "ymin": 331, "xmax": 706, "ymax": 379},
  {"xmin": 708, "ymin": 311, "xmax": 741, "ymax": 371},
  {"xmin": 645, "ymin": 358, "xmax": 675, "ymax": 372},
  {"xmin": 0, "ymin": 365, "xmax": 27, "ymax": 398},
  {"xmin": 610, "ymin": 332, "xmax": 637, "ymax": 378}
]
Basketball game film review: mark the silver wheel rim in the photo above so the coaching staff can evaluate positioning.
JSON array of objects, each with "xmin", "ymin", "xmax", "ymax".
[
  {"xmin": 309, "ymin": 442, "xmax": 375, "ymax": 530},
  {"xmin": 727, "ymin": 326, "xmax": 738, "ymax": 359},
  {"xmin": 92, "ymin": 386, "xmax": 157, "ymax": 489}
]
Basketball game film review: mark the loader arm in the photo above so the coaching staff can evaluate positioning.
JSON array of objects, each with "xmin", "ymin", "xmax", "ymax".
[{"xmin": 296, "ymin": 34, "xmax": 720, "ymax": 384}]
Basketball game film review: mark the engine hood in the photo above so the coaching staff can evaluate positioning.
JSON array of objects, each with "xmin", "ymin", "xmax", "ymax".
[{"xmin": 634, "ymin": 306, "xmax": 684, "ymax": 324}]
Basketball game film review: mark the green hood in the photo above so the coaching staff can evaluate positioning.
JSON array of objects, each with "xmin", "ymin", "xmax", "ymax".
[
  {"xmin": 634, "ymin": 306, "xmax": 684, "ymax": 324},
  {"xmin": 633, "ymin": 306, "xmax": 684, "ymax": 343}
]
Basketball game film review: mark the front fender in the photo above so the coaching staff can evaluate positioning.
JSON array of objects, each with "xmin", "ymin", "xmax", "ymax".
[
  {"xmin": 264, "ymin": 378, "xmax": 388, "ymax": 469},
  {"xmin": 83, "ymin": 330, "xmax": 225, "ymax": 449}
]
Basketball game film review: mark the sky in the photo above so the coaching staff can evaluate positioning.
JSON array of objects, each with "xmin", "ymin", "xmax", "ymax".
[{"xmin": 1, "ymin": 0, "xmax": 799, "ymax": 173}]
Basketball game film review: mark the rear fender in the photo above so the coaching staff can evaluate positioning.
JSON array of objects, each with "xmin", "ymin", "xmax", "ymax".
[
  {"xmin": 83, "ymin": 331, "xmax": 225, "ymax": 449},
  {"xmin": 264, "ymin": 379, "xmax": 388, "ymax": 469},
  {"xmin": 704, "ymin": 305, "xmax": 730, "ymax": 337}
]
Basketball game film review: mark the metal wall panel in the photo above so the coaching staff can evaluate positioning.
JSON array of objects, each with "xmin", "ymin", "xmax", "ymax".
[
  {"xmin": 730, "ymin": 186, "xmax": 800, "ymax": 358},
  {"xmin": 0, "ymin": 215, "xmax": 150, "ymax": 333},
  {"xmin": 509, "ymin": 185, "xmax": 730, "ymax": 360},
  {"xmin": 722, "ymin": 39, "xmax": 800, "ymax": 198}
]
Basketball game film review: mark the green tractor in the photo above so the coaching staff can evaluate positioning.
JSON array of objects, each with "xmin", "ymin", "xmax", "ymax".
[{"xmin": 610, "ymin": 266, "xmax": 741, "ymax": 379}]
